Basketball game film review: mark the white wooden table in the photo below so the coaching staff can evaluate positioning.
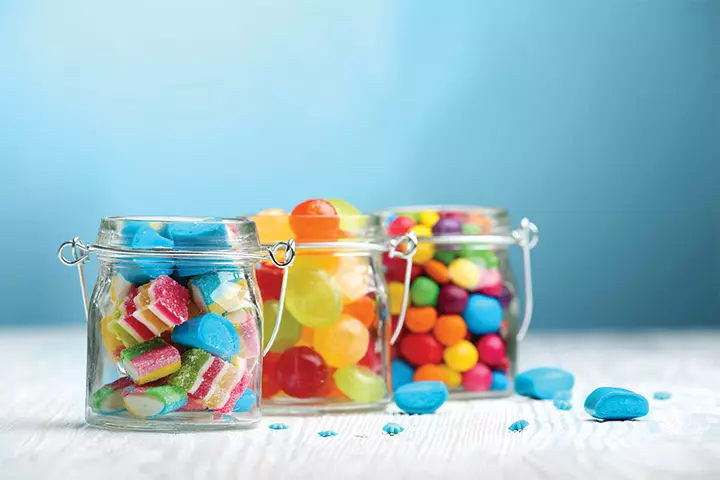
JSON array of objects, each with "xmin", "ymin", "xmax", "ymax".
[{"xmin": 2, "ymin": 328, "xmax": 719, "ymax": 480}]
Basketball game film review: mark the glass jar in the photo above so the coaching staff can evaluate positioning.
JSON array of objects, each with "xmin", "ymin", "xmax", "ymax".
[
  {"xmin": 58, "ymin": 216, "xmax": 294, "ymax": 431},
  {"xmin": 378, "ymin": 206, "xmax": 538, "ymax": 399},
  {"xmin": 250, "ymin": 210, "xmax": 417, "ymax": 413}
]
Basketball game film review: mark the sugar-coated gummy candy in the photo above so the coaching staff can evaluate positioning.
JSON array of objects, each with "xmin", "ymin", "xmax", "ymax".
[
  {"xmin": 391, "ymin": 359, "xmax": 415, "ymax": 391},
  {"xmin": 110, "ymin": 275, "xmax": 133, "ymax": 304},
  {"xmin": 410, "ymin": 277, "xmax": 440, "ymax": 307},
  {"xmin": 91, "ymin": 377, "xmax": 134, "ymax": 414},
  {"xmin": 388, "ymin": 281, "xmax": 406, "ymax": 316},
  {"xmin": 399, "ymin": 333, "xmax": 444, "ymax": 366},
  {"xmin": 387, "ymin": 216, "xmax": 416, "ymax": 236},
  {"xmin": 437, "ymin": 284, "xmax": 469, "ymax": 315},
  {"xmin": 168, "ymin": 222, "xmax": 231, "ymax": 276},
  {"xmin": 413, "ymin": 364, "xmax": 447, "ymax": 383},
  {"xmin": 334, "ymin": 365, "xmax": 387, "ymax": 403},
  {"xmin": 383, "ymin": 422, "xmax": 405, "ymax": 435},
  {"xmin": 179, "ymin": 394, "xmax": 208, "ymax": 412},
  {"xmin": 290, "ymin": 199, "xmax": 340, "ymax": 241},
  {"xmin": 285, "ymin": 267, "xmax": 343, "ymax": 328},
  {"xmin": 508, "ymin": 420, "xmax": 529, "ymax": 432},
  {"xmin": 122, "ymin": 384, "xmax": 188, "ymax": 419},
  {"xmin": 443, "ymin": 339, "xmax": 478, "ymax": 373},
  {"xmin": 490, "ymin": 371, "xmax": 509, "ymax": 391},
  {"xmin": 144, "ymin": 275, "xmax": 190, "ymax": 328},
  {"xmin": 448, "ymin": 258, "xmax": 481, "ymax": 290},
  {"xmin": 584, "ymin": 387, "xmax": 649, "ymax": 420},
  {"xmin": 226, "ymin": 308, "xmax": 260, "ymax": 359},
  {"xmin": 171, "ymin": 312, "xmax": 240, "ymax": 360},
  {"xmin": 433, "ymin": 314, "xmax": 467, "ymax": 347},
  {"xmin": 313, "ymin": 315, "xmax": 369, "ymax": 368},
  {"xmin": 327, "ymin": 198, "xmax": 365, "ymax": 234},
  {"xmin": 101, "ymin": 313, "xmax": 126, "ymax": 361},
  {"xmin": 515, "ymin": 367, "xmax": 575, "ymax": 400},
  {"xmin": 653, "ymin": 391, "xmax": 672, "ymax": 400},
  {"xmin": 405, "ymin": 307, "xmax": 437, "ymax": 333},
  {"xmin": 318, "ymin": 430, "xmax": 338, "ymax": 437},
  {"xmin": 269, "ymin": 423, "xmax": 289, "ymax": 430},
  {"xmin": 394, "ymin": 381, "xmax": 448, "ymax": 414},
  {"xmin": 262, "ymin": 299, "xmax": 302, "ymax": 353},
  {"xmin": 462, "ymin": 363, "xmax": 492, "ymax": 392},
  {"xmin": 233, "ymin": 388, "xmax": 257, "ymax": 413},
  {"xmin": 188, "ymin": 271, "xmax": 247, "ymax": 315},
  {"xmin": 419, "ymin": 210, "xmax": 439, "ymax": 228},
  {"xmin": 424, "ymin": 260, "xmax": 450, "ymax": 284},
  {"xmin": 476, "ymin": 334, "xmax": 506, "ymax": 367},
  {"xmin": 463, "ymin": 294, "xmax": 503, "ymax": 334},
  {"xmin": 276, "ymin": 346, "xmax": 329, "ymax": 398},
  {"xmin": 120, "ymin": 338, "xmax": 181, "ymax": 385}
]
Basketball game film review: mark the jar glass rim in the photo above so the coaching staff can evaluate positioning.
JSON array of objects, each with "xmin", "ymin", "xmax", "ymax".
[{"xmin": 375, "ymin": 205, "xmax": 512, "ymax": 235}]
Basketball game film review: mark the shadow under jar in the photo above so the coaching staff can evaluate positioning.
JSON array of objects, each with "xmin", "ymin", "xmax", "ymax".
[
  {"xmin": 250, "ymin": 211, "xmax": 416, "ymax": 414},
  {"xmin": 58, "ymin": 216, "xmax": 293, "ymax": 431},
  {"xmin": 377, "ymin": 206, "xmax": 539, "ymax": 399}
]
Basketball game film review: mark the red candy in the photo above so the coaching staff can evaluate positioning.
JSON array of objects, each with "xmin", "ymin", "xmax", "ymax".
[
  {"xmin": 262, "ymin": 353, "xmax": 282, "ymax": 398},
  {"xmin": 462, "ymin": 363, "xmax": 492, "ymax": 392},
  {"xmin": 290, "ymin": 199, "xmax": 340, "ymax": 241},
  {"xmin": 437, "ymin": 284, "xmax": 469, "ymax": 314},
  {"xmin": 256, "ymin": 266, "xmax": 283, "ymax": 301},
  {"xmin": 476, "ymin": 334, "xmax": 506, "ymax": 367},
  {"xmin": 399, "ymin": 333, "xmax": 443, "ymax": 366},
  {"xmin": 276, "ymin": 346, "xmax": 329, "ymax": 398},
  {"xmin": 387, "ymin": 216, "xmax": 416, "ymax": 236},
  {"xmin": 358, "ymin": 342, "xmax": 382, "ymax": 373}
]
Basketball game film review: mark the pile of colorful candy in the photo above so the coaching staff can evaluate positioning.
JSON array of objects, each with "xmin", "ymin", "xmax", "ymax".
[
  {"xmin": 252, "ymin": 199, "xmax": 391, "ymax": 407},
  {"xmin": 91, "ymin": 220, "xmax": 260, "ymax": 419},
  {"xmin": 384, "ymin": 208, "xmax": 514, "ymax": 395}
]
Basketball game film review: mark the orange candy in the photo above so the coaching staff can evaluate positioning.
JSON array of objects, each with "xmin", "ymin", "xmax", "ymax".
[
  {"xmin": 296, "ymin": 326, "xmax": 314, "ymax": 347},
  {"xmin": 293, "ymin": 250, "xmax": 342, "ymax": 274},
  {"xmin": 433, "ymin": 314, "xmax": 467, "ymax": 346},
  {"xmin": 424, "ymin": 260, "xmax": 450, "ymax": 284},
  {"xmin": 405, "ymin": 307, "xmax": 438, "ymax": 333},
  {"xmin": 413, "ymin": 364, "xmax": 447, "ymax": 383},
  {"xmin": 343, "ymin": 296, "xmax": 377, "ymax": 328},
  {"xmin": 290, "ymin": 199, "xmax": 340, "ymax": 241}
]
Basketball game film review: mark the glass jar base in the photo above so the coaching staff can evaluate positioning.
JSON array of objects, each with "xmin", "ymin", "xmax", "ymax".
[
  {"xmin": 86, "ymin": 409, "xmax": 261, "ymax": 432},
  {"xmin": 447, "ymin": 389, "xmax": 513, "ymax": 400},
  {"xmin": 262, "ymin": 397, "xmax": 391, "ymax": 415}
]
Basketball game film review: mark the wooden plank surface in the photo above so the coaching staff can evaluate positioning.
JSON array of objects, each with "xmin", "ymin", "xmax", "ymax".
[{"xmin": 1, "ymin": 328, "xmax": 718, "ymax": 479}]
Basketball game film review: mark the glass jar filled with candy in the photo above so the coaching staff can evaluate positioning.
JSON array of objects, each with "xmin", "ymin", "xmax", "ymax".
[
  {"xmin": 378, "ymin": 207, "xmax": 539, "ymax": 399},
  {"xmin": 250, "ymin": 199, "xmax": 417, "ymax": 413},
  {"xmin": 58, "ymin": 217, "xmax": 294, "ymax": 431}
]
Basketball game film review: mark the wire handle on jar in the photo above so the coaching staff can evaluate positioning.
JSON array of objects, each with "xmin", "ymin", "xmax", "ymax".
[
  {"xmin": 512, "ymin": 218, "xmax": 539, "ymax": 342},
  {"xmin": 386, "ymin": 231, "xmax": 419, "ymax": 345},
  {"xmin": 263, "ymin": 239, "xmax": 296, "ymax": 356}
]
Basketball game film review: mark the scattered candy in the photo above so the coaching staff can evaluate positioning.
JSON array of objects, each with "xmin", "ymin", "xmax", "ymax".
[
  {"xmin": 508, "ymin": 420, "xmax": 529, "ymax": 432},
  {"xmin": 394, "ymin": 381, "xmax": 448, "ymax": 414},
  {"xmin": 122, "ymin": 384, "xmax": 188, "ymax": 419},
  {"xmin": 382, "ymin": 422, "xmax": 405, "ymax": 436},
  {"xmin": 553, "ymin": 398, "xmax": 572, "ymax": 411},
  {"xmin": 120, "ymin": 338, "xmax": 181, "ymax": 385},
  {"xmin": 653, "ymin": 391, "xmax": 672, "ymax": 400},
  {"xmin": 269, "ymin": 423, "xmax": 289, "ymax": 430},
  {"xmin": 318, "ymin": 430, "xmax": 338, "ymax": 437},
  {"xmin": 515, "ymin": 367, "xmax": 575, "ymax": 400},
  {"xmin": 91, "ymin": 377, "xmax": 134, "ymax": 414},
  {"xmin": 171, "ymin": 313, "xmax": 240, "ymax": 360},
  {"xmin": 584, "ymin": 387, "xmax": 649, "ymax": 420}
]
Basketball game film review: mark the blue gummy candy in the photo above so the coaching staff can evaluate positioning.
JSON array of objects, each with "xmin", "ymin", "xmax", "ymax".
[
  {"xmin": 318, "ymin": 430, "xmax": 338, "ymax": 437},
  {"xmin": 233, "ymin": 389, "xmax": 257, "ymax": 413},
  {"xmin": 490, "ymin": 371, "xmax": 510, "ymax": 391},
  {"xmin": 131, "ymin": 225, "xmax": 174, "ymax": 249},
  {"xmin": 508, "ymin": 420, "xmax": 529, "ymax": 432},
  {"xmin": 515, "ymin": 367, "xmax": 574, "ymax": 400},
  {"xmin": 584, "ymin": 387, "xmax": 649, "ymax": 420},
  {"xmin": 171, "ymin": 313, "xmax": 240, "ymax": 360},
  {"xmin": 391, "ymin": 359, "xmax": 415, "ymax": 392},
  {"xmin": 394, "ymin": 381, "xmax": 448, "ymax": 415},
  {"xmin": 269, "ymin": 423, "xmax": 289, "ymax": 430},
  {"xmin": 118, "ymin": 225, "xmax": 175, "ymax": 284},
  {"xmin": 653, "ymin": 391, "xmax": 671, "ymax": 401},
  {"xmin": 168, "ymin": 222, "xmax": 231, "ymax": 276},
  {"xmin": 382, "ymin": 422, "xmax": 405, "ymax": 435},
  {"xmin": 463, "ymin": 294, "xmax": 503, "ymax": 334}
]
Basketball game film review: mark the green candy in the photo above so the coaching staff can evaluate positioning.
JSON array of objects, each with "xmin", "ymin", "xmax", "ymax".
[
  {"xmin": 459, "ymin": 248, "xmax": 499, "ymax": 268},
  {"xmin": 433, "ymin": 250, "xmax": 457, "ymax": 265},
  {"xmin": 262, "ymin": 300, "xmax": 302, "ymax": 352},
  {"xmin": 410, "ymin": 277, "xmax": 440, "ymax": 306},
  {"xmin": 461, "ymin": 223, "xmax": 483, "ymax": 235},
  {"xmin": 334, "ymin": 365, "xmax": 387, "ymax": 403}
]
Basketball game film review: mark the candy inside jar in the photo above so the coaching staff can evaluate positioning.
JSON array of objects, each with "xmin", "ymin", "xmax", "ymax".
[
  {"xmin": 251, "ymin": 199, "xmax": 415, "ymax": 413},
  {"xmin": 378, "ymin": 206, "xmax": 539, "ymax": 400},
  {"xmin": 59, "ymin": 216, "xmax": 293, "ymax": 431}
]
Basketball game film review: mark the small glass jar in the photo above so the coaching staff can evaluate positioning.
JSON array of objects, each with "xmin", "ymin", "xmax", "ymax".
[
  {"xmin": 58, "ymin": 216, "xmax": 294, "ymax": 431},
  {"xmin": 378, "ymin": 206, "xmax": 538, "ymax": 399},
  {"xmin": 250, "ymin": 210, "xmax": 416, "ymax": 413}
]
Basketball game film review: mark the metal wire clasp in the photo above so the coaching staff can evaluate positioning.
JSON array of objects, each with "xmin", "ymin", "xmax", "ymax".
[
  {"xmin": 512, "ymin": 218, "xmax": 539, "ymax": 342},
  {"xmin": 386, "ymin": 231, "xmax": 418, "ymax": 345}
]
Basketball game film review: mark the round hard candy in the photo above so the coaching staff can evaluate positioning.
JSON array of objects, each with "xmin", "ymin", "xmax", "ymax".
[
  {"xmin": 285, "ymin": 267, "xmax": 343, "ymax": 328},
  {"xmin": 313, "ymin": 315, "xmax": 369, "ymax": 368},
  {"xmin": 334, "ymin": 365, "xmax": 386, "ymax": 403},
  {"xmin": 327, "ymin": 198, "xmax": 365, "ymax": 234},
  {"xmin": 410, "ymin": 277, "xmax": 440, "ymax": 307},
  {"xmin": 433, "ymin": 314, "xmax": 467, "ymax": 347},
  {"xmin": 490, "ymin": 371, "xmax": 510, "ymax": 391},
  {"xmin": 476, "ymin": 334, "xmax": 506, "ymax": 367},
  {"xmin": 441, "ymin": 365, "xmax": 462, "ymax": 387},
  {"xmin": 419, "ymin": 210, "xmax": 439, "ymax": 227},
  {"xmin": 290, "ymin": 199, "xmax": 340, "ymax": 241},
  {"xmin": 262, "ymin": 300, "xmax": 302, "ymax": 353},
  {"xmin": 448, "ymin": 258, "xmax": 482, "ymax": 290},
  {"xmin": 497, "ymin": 287, "xmax": 514, "ymax": 309},
  {"xmin": 404, "ymin": 306, "xmax": 438, "ymax": 333},
  {"xmin": 443, "ymin": 339, "xmax": 478, "ymax": 372},
  {"xmin": 387, "ymin": 216, "xmax": 416, "ymax": 236},
  {"xmin": 437, "ymin": 284, "xmax": 469, "ymax": 314},
  {"xmin": 463, "ymin": 294, "xmax": 503, "ymax": 334},
  {"xmin": 424, "ymin": 260, "xmax": 450, "ymax": 284},
  {"xmin": 388, "ymin": 281, "xmax": 406, "ymax": 316},
  {"xmin": 433, "ymin": 249, "xmax": 458, "ymax": 265},
  {"xmin": 413, "ymin": 364, "xmax": 447, "ymax": 383},
  {"xmin": 262, "ymin": 352, "xmax": 282, "ymax": 398},
  {"xmin": 462, "ymin": 363, "xmax": 492, "ymax": 392},
  {"xmin": 276, "ymin": 346, "xmax": 329, "ymax": 398},
  {"xmin": 399, "ymin": 333, "xmax": 444, "ymax": 366},
  {"xmin": 432, "ymin": 217, "xmax": 463, "ymax": 235},
  {"xmin": 391, "ymin": 359, "xmax": 415, "ymax": 391}
]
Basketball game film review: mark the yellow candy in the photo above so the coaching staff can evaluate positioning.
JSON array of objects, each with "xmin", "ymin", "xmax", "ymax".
[
  {"xmin": 296, "ymin": 326, "xmax": 314, "ymax": 347},
  {"xmin": 109, "ymin": 274, "xmax": 133, "ymax": 304},
  {"xmin": 100, "ymin": 313, "xmax": 125, "ymax": 361},
  {"xmin": 327, "ymin": 198, "xmax": 366, "ymax": 234},
  {"xmin": 314, "ymin": 315, "xmax": 369, "ymax": 367},
  {"xmin": 419, "ymin": 211, "xmax": 440, "ymax": 228},
  {"xmin": 252, "ymin": 208, "xmax": 293, "ymax": 245},
  {"xmin": 409, "ymin": 225, "xmax": 435, "ymax": 265},
  {"xmin": 293, "ymin": 250, "xmax": 342, "ymax": 274},
  {"xmin": 447, "ymin": 258, "xmax": 481, "ymax": 290},
  {"xmin": 334, "ymin": 256, "xmax": 371, "ymax": 303},
  {"xmin": 443, "ymin": 340, "xmax": 478, "ymax": 372},
  {"xmin": 442, "ymin": 365, "xmax": 462, "ymax": 387},
  {"xmin": 388, "ymin": 281, "xmax": 406, "ymax": 316}
]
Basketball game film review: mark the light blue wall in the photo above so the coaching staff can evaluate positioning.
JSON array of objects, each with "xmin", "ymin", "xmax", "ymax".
[{"xmin": 1, "ymin": 1, "xmax": 718, "ymax": 328}]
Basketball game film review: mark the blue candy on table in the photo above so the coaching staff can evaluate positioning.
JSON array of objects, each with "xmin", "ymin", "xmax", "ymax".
[
  {"xmin": 269, "ymin": 423, "xmax": 289, "ymax": 430},
  {"xmin": 515, "ymin": 367, "xmax": 574, "ymax": 400},
  {"xmin": 508, "ymin": 420, "xmax": 529, "ymax": 432},
  {"xmin": 391, "ymin": 359, "xmax": 415, "ymax": 392},
  {"xmin": 171, "ymin": 313, "xmax": 240, "ymax": 360},
  {"xmin": 394, "ymin": 381, "xmax": 448, "ymax": 415},
  {"xmin": 318, "ymin": 430, "xmax": 338, "ymax": 437},
  {"xmin": 382, "ymin": 422, "xmax": 405, "ymax": 436},
  {"xmin": 233, "ymin": 389, "xmax": 257, "ymax": 413},
  {"xmin": 584, "ymin": 387, "xmax": 649, "ymax": 420}
]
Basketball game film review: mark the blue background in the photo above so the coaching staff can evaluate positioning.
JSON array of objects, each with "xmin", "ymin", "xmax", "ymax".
[{"xmin": 1, "ymin": 1, "xmax": 718, "ymax": 329}]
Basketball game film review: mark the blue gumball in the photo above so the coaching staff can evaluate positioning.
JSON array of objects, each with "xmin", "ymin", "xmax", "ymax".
[
  {"xmin": 463, "ymin": 294, "xmax": 502, "ymax": 334},
  {"xmin": 391, "ymin": 359, "xmax": 415, "ymax": 391}
]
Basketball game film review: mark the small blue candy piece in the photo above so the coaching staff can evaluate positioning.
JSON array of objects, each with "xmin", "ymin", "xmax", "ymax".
[
  {"xmin": 168, "ymin": 222, "xmax": 231, "ymax": 276},
  {"xmin": 553, "ymin": 399, "xmax": 572, "ymax": 411},
  {"xmin": 269, "ymin": 423, "xmax": 289, "ymax": 430},
  {"xmin": 463, "ymin": 294, "xmax": 503, "ymax": 334},
  {"xmin": 394, "ymin": 381, "xmax": 448, "ymax": 415},
  {"xmin": 553, "ymin": 390, "xmax": 572, "ymax": 401},
  {"xmin": 490, "ymin": 371, "xmax": 510, "ymax": 391},
  {"xmin": 119, "ymin": 225, "xmax": 175, "ymax": 284},
  {"xmin": 383, "ymin": 422, "xmax": 405, "ymax": 435},
  {"xmin": 131, "ymin": 225, "xmax": 174, "ymax": 249},
  {"xmin": 508, "ymin": 420, "xmax": 529, "ymax": 432},
  {"xmin": 171, "ymin": 313, "xmax": 240, "ymax": 360},
  {"xmin": 233, "ymin": 389, "xmax": 257, "ymax": 413},
  {"xmin": 391, "ymin": 359, "xmax": 415, "ymax": 391},
  {"xmin": 318, "ymin": 430, "xmax": 338, "ymax": 437},
  {"xmin": 515, "ymin": 367, "xmax": 574, "ymax": 400},
  {"xmin": 584, "ymin": 387, "xmax": 649, "ymax": 420},
  {"xmin": 653, "ymin": 391, "xmax": 671, "ymax": 400}
]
